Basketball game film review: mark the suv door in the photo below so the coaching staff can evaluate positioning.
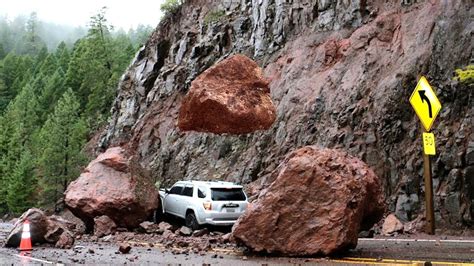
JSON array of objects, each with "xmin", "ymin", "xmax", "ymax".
[
  {"xmin": 179, "ymin": 185, "xmax": 194, "ymax": 216},
  {"xmin": 165, "ymin": 185, "xmax": 184, "ymax": 216}
]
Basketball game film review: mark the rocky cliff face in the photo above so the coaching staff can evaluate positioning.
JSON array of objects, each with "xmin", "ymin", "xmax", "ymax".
[{"xmin": 97, "ymin": 0, "xmax": 473, "ymax": 229}]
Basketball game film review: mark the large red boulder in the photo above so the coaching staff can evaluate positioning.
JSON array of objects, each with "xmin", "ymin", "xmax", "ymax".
[
  {"xmin": 178, "ymin": 54, "xmax": 276, "ymax": 134},
  {"xmin": 233, "ymin": 146, "xmax": 385, "ymax": 256},
  {"xmin": 65, "ymin": 147, "xmax": 158, "ymax": 231}
]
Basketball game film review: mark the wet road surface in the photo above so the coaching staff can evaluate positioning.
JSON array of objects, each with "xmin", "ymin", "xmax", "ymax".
[{"xmin": 1, "ymin": 223, "xmax": 473, "ymax": 265}]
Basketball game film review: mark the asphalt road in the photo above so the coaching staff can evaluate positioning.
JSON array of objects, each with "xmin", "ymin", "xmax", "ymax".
[{"xmin": 1, "ymin": 223, "xmax": 473, "ymax": 265}]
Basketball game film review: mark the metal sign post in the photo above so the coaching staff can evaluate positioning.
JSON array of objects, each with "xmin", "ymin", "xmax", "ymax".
[
  {"xmin": 422, "ymin": 126, "xmax": 435, "ymax": 235},
  {"xmin": 410, "ymin": 76, "xmax": 441, "ymax": 235}
]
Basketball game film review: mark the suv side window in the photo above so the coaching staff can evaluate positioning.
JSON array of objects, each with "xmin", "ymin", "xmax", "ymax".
[
  {"xmin": 198, "ymin": 187, "xmax": 206, "ymax": 198},
  {"xmin": 169, "ymin": 185, "xmax": 183, "ymax": 195},
  {"xmin": 182, "ymin": 185, "xmax": 193, "ymax": 197}
]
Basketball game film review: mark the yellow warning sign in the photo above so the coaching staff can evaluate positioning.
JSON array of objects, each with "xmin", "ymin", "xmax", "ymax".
[
  {"xmin": 409, "ymin": 76, "xmax": 442, "ymax": 132},
  {"xmin": 422, "ymin": 132, "xmax": 436, "ymax": 155}
]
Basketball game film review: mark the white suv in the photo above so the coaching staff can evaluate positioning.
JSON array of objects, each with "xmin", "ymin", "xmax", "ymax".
[{"xmin": 159, "ymin": 181, "xmax": 248, "ymax": 230}]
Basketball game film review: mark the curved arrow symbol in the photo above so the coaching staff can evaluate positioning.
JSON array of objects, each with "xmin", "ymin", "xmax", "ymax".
[{"xmin": 418, "ymin": 90, "xmax": 432, "ymax": 118}]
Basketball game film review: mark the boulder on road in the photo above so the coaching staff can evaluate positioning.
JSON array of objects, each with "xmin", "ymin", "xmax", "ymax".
[
  {"xmin": 94, "ymin": 215, "xmax": 117, "ymax": 237},
  {"xmin": 5, "ymin": 208, "xmax": 74, "ymax": 249},
  {"xmin": 178, "ymin": 54, "xmax": 276, "ymax": 134},
  {"xmin": 233, "ymin": 146, "xmax": 385, "ymax": 256},
  {"xmin": 65, "ymin": 147, "xmax": 159, "ymax": 232},
  {"xmin": 381, "ymin": 214, "xmax": 404, "ymax": 236}
]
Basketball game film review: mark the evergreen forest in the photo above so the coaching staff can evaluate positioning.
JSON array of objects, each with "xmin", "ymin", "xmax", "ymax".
[{"xmin": 0, "ymin": 8, "xmax": 153, "ymax": 215}]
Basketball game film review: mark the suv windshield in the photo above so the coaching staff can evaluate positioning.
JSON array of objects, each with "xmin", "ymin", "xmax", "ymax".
[{"xmin": 211, "ymin": 188, "xmax": 246, "ymax": 201}]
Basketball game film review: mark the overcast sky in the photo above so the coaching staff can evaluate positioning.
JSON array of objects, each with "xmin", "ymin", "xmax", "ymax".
[{"xmin": 1, "ymin": 0, "xmax": 166, "ymax": 30}]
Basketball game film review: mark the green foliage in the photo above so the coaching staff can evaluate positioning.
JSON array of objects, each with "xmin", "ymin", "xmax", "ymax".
[
  {"xmin": 160, "ymin": 0, "xmax": 184, "ymax": 14},
  {"xmin": 6, "ymin": 151, "xmax": 37, "ymax": 215},
  {"xmin": 204, "ymin": 10, "xmax": 226, "ymax": 24},
  {"xmin": 21, "ymin": 13, "xmax": 47, "ymax": 56},
  {"xmin": 127, "ymin": 24, "xmax": 154, "ymax": 48},
  {"xmin": 454, "ymin": 65, "xmax": 474, "ymax": 85},
  {"xmin": 0, "ymin": 14, "xmax": 86, "ymax": 54},
  {"xmin": 38, "ymin": 70, "xmax": 66, "ymax": 121},
  {"xmin": 1, "ymin": 53, "xmax": 21, "ymax": 90},
  {"xmin": 0, "ymin": 43, "xmax": 5, "ymax": 60},
  {"xmin": 55, "ymin": 42, "xmax": 70, "ymax": 72},
  {"xmin": 0, "ymin": 78, "xmax": 12, "ymax": 113},
  {"xmin": 0, "ymin": 7, "xmax": 140, "ymax": 215},
  {"xmin": 0, "ymin": 84, "xmax": 40, "ymax": 214},
  {"xmin": 38, "ymin": 89, "xmax": 87, "ymax": 208}
]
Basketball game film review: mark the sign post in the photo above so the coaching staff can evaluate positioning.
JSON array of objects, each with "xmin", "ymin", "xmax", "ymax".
[
  {"xmin": 422, "ymin": 127, "xmax": 435, "ymax": 234},
  {"xmin": 409, "ymin": 76, "xmax": 441, "ymax": 235}
]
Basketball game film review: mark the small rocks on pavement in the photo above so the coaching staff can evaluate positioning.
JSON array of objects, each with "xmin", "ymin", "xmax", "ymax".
[
  {"xmin": 179, "ymin": 226, "xmax": 193, "ymax": 236},
  {"xmin": 192, "ymin": 228, "xmax": 209, "ymax": 237},
  {"xmin": 119, "ymin": 243, "xmax": 132, "ymax": 254}
]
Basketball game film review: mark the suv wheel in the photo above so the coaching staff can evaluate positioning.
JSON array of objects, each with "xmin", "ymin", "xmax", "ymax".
[
  {"xmin": 185, "ymin": 211, "xmax": 199, "ymax": 230},
  {"xmin": 153, "ymin": 204, "xmax": 163, "ymax": 223}
]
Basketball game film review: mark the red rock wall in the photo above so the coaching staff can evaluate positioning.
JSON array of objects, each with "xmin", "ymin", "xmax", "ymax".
[{"xmin": 96, "ymin": 0, "xmax": 473, "ymax": 229}]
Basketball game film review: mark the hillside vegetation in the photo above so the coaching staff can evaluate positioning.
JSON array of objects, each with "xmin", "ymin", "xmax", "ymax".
[{"xmin": 0, "ymin": 9, "xmax": 152, "ymax": 215}]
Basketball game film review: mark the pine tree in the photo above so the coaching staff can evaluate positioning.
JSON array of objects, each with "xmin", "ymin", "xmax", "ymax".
[
  {"xmin": 78, "ymin": 7, "xmax": 116, "ymax": 125},
  {"xmin": 0, "ymin": 17, "xmax": 13, "ymax": 53},
  {"xmin": 21, "ymin": 12, "xmax": 46, "ymax": 55},
  {"xmin": 0, "ymin": 43, "xmax": 5, "ymax": 59},
  {"xmin": 0, "ymin": 78, "xmax": 12, "ymax": 113},
  {"xmin": 0, "ymin": 115, "xmax": 11, "ymax": 213},
  {"xmin": 33, "ymin": 46, "xmax": 49, "ymax": 72},
  {"xmin": 38, "ymin": 53, "xmax": 58, "ymax": 77},
  {"xmin": 128, "ymin": 24, "xmax": 153, "ymax": 48},
  {"xmin": 87, "ymin": 6, "xmax": 113, "ymax": 71},
  {"xmin": 38, "ymin": 89, "xmax": 87, "ymax": 209},
  {"xmin": 1, "ymin": 53, "xmax": 20, "ymax": 90},
  {"xmin": 0, "ymin": 11, "xmax": 145, "ymax": 214},
  {"xmin": 55, "ymin": 42, "xmax": 70, "ymax": 72},
  {"xmin": 39, "ymin": 69, "xmax": 65, "ymax": 119},
  {"xmin": 65, "ymin": 39, "xmax": 88, "ymax": 106},
  {"xmin": 3, "ymin": 84, "xmax": 40, "ymax": 142},
  {"xmin": 111, "ymin": 33, "xmax": 135, "ymax": 72},
  {"xmin": 0, "ymin": 84, "xmax": 40, "ymax": 214},
  {"xmin": 6, "ymin": 150, "xmax": 36, "ymax": 215}
]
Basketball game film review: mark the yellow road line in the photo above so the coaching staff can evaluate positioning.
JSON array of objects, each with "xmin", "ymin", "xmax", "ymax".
[
  {"xmin": 332, "ymin": 257, "xmax": 474, "ymax": 265},
  {"xmin": 330, "ymin": 259, "xmax": 421, "ymax": 265},
  {"xmin": 125, "ymin": 240, "xmax": 472, "ymax": 265}
]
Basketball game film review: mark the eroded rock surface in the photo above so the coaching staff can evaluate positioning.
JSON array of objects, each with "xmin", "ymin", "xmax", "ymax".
[
  {"xmin": 97, "ymin": 0, "xmax": 473, "ymax": 228},
  {"xmin": 5, "ymin": 208, "xmax": 74, "ymax": 249},
  {"xmin": 178, "ymin": 54, "xmax": 275, "ymax": 134},
  {"xmin": 233, "ymin": 146, "xmax": 385, "ymax": 256},
  {"xmin": 65, "ymin": 147, "xmax": 158, "ymax": 231}
]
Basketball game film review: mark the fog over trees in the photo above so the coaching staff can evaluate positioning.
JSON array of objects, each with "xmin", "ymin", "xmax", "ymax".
[{"xmin": 0, "ymin": 8, "xmax": 154, "ymax": 215}]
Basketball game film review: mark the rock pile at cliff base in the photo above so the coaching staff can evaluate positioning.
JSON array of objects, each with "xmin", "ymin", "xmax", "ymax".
[
  {"xmin": 178, "ymin": 54, "xmax": 276, "ymax": 134},
  {"xmin": 5, "ymin": 208, "xmax": 75, "ymax": 249},
  {"xmin": 233, "ymin": 146, "xmax": 385, "ymax": 256}
]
